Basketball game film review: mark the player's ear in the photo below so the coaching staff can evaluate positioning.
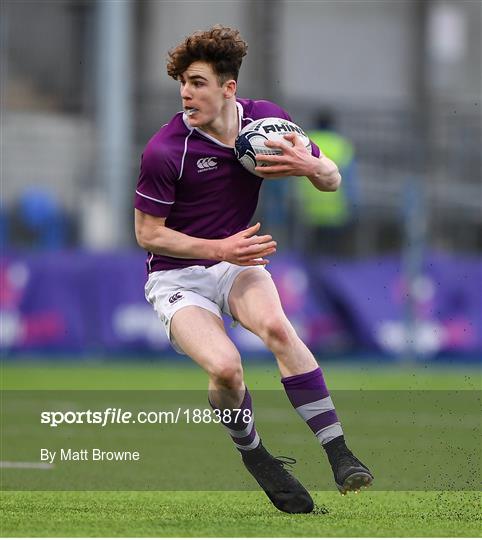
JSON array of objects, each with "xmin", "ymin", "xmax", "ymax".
[{"xmin": 223, "ymin": 79, "xmax": 237, "ymax": 99}]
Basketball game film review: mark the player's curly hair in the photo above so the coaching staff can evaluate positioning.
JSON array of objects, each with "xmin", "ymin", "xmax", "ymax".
[{"xmin": 167, "ymin": 25, "xmax": 248, "ymax": 84}]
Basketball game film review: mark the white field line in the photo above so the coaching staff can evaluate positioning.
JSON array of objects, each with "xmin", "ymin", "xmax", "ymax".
[{"xmin": 0, "ymin": 461, "xmax": 54, "ymax": 469}]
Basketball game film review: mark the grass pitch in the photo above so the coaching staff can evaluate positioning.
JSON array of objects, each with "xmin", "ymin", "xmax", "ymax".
[
  {"xmin": 2, "ymin": 490, "xmax": 480, "ymax": 537},
  {"xmin": 1, "ymin": 359, "xmax": 480, "ymax": 537}
]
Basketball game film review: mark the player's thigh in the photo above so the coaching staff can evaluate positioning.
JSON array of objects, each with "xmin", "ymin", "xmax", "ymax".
[
  {"xmin": 170, "ymin": 306, "xmax": 242, "ymax": 377},
  {"xmin": 228, "ymin": 268, "xmax": 289, "ymax": 336}
]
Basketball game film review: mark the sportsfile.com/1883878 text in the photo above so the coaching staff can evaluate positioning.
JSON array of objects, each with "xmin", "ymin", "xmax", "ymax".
[{"xmin": 40, "ymin": 408, "xmax": 253, "ymax": 427}]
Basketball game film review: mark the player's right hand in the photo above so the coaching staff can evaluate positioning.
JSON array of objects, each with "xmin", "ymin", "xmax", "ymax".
[{"xmin": 216, "ymin": 222, "xmax": 277, "ymax": 266}]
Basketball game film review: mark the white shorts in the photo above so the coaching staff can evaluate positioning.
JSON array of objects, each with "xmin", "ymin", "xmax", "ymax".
[{"xmin": 145, "ymin": 261, "xmax": 270, "ymax": 354}]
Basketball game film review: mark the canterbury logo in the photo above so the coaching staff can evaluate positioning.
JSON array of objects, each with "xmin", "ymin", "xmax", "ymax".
[
  {"xmin": 197, "ymin": 157, "xmax": 217, "ymax": 170},
  {"xmin": 168, "ymin": 292, "xmax": 183, "ymax": 304}
]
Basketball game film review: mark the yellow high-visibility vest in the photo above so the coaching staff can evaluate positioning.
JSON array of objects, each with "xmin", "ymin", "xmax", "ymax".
[{"xmin": 299, "ymin": 131, "xmax": 355, "ymax": 226}]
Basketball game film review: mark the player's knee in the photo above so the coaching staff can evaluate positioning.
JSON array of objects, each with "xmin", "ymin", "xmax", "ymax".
[
  {"xmin": 209, "ymin": 354, "xmax": 243, "ymax": 388},
  {"xmin": 260, "ymin": 316, "xmax": 295, "ymax": 351}
]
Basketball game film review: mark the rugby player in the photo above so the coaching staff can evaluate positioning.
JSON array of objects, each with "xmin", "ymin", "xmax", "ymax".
[{"xmin": 134, "ymin": 25, "xmax": 373, "ymax": 514}]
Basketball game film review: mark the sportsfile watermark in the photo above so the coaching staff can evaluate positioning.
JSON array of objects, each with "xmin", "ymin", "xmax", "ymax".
[
  {"xmin": 1, "ymin": 390, "xmax": 480, "ymax": 491},
  {"xmin": 40, "ymin": 407, "xmax": 252, "ymax": 427}
]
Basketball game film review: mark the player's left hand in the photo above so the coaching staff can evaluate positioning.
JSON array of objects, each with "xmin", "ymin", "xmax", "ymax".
[{"xmin": 254, "ymin": 133, "xmax": 323, "ymax": 178}]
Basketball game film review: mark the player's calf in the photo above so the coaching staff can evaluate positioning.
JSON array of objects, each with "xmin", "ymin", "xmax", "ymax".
[
  {"xmin": 209, "ymin": 387, "xmax": 260, "ymax": 451},
  {"xmin": 282, "ymin": 366, "xmax": 373, "ymax": 493},
  {"xmin": 209, "ymin": 388, "xmax": 313, "ymax": 513}
]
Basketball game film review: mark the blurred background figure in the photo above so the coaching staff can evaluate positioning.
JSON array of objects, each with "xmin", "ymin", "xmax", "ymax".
[
  {"xmin": 296, "ymin": 109, "xmax": 360, "ymax": 256},
  {"xmin": 1, "ymin": 0, "xmax": 481, "ymax": 361},
  {"xmin": 8, "ymin": 187, "xmax": 75, "ymax": 249}
]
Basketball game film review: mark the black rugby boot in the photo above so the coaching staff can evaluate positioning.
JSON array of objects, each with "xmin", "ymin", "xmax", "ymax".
[
  {"xmin": 241, "ymin": 442, "xmax": 314, "ymax": 514},
  {"xmin": 324, "ymin": 436, "xmax": 373, "ymax": 494}
]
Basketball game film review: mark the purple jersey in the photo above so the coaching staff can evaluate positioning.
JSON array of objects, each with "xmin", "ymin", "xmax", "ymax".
[{"xmin": 135, "ymin": 98, "xmax": 320, "ymax": 272}]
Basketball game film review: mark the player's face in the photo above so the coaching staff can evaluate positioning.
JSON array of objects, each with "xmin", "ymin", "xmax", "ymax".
[{"xmin": 180, "ymin": 62, "xmax": 233, "ymax": 128}]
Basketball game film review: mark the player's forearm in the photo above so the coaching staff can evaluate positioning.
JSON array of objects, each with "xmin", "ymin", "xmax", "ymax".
[
  {"xmin": 307, "ymin": 156, "xmax": 342, "ymax": 192},
  {"xmin": 137, "ymin": 225, "xmax": 222, "ymax": 261}
]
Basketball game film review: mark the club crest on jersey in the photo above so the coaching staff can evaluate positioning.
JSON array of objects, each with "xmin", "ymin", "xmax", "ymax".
[{"xmin": 197, "ymin": 157, "xmax": 218, "ymax": 172}]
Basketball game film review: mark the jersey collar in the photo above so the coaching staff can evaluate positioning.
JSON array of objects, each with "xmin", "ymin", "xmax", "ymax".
[{"xmin": 181, "ymin": 101, "xmax": 244, "ymax": 148}]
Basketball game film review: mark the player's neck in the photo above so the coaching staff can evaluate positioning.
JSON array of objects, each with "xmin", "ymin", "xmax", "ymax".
[{"xmin": 198, "ymin": 99, "xmax": 238, "ymax": 147}]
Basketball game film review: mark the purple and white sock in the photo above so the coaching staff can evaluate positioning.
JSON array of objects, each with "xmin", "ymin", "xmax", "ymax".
[
  {"xmin": 209, "ymin": 388, "xmax": 260, "ymax": 452},
  {"xmin": 282, "ymin": 366, "xmax": 343, "ymax": 445}
]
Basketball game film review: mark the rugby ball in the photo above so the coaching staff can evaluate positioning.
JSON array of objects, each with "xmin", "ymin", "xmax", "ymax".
[{"xmin": 235, "ymin": 117, "xmax": 311, "ymax": 176}]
